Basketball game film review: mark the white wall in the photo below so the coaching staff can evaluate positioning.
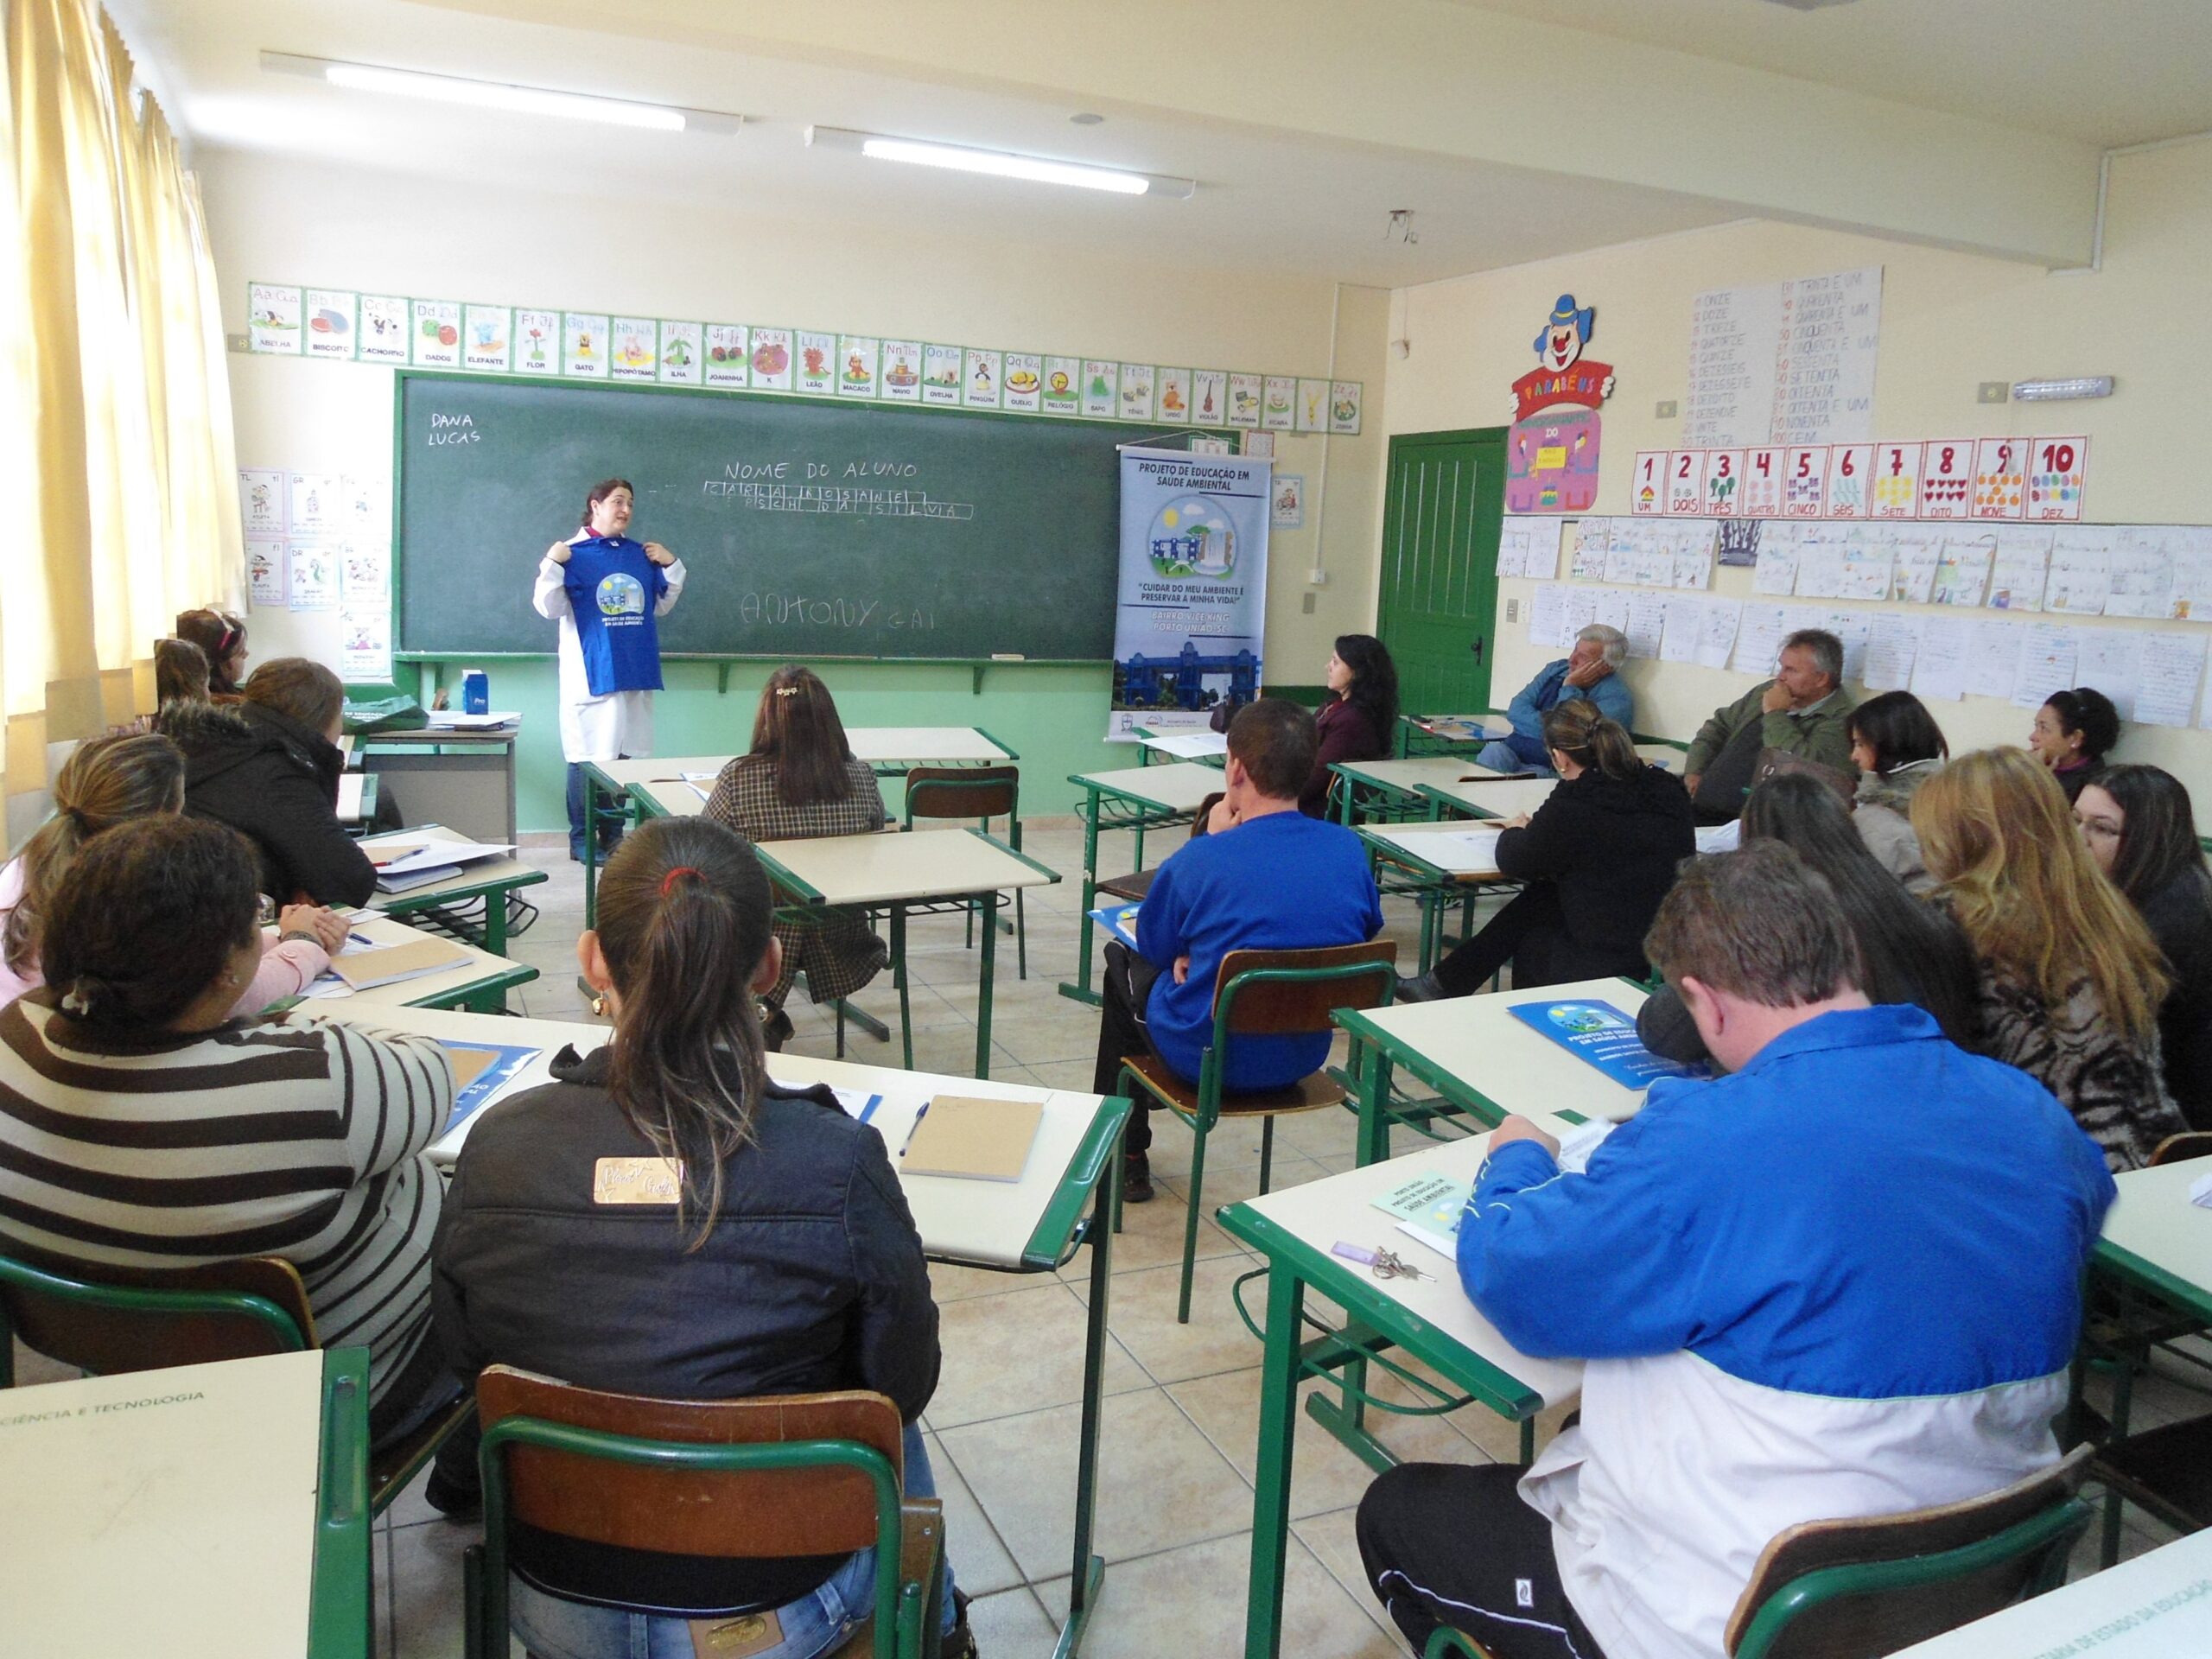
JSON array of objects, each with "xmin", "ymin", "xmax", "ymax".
[
  {"xmin": 201, "ymin": 149, "xmax": 1386, "ymax": 684},
  {"xmin": 1380, "ymin": 137, "xmax": 2212, "ymax": 807}
]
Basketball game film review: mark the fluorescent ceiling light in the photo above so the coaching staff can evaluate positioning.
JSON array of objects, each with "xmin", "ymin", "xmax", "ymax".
[
  {"xmin": 2012, "ymin": 376, "xmax": 2114, "ymax": 402},
  {"xmin": 807, "ymin": 125, "xmax": 1193, "ymax": 199},
  {"xmin": 259, "ymin": 51, "xmax": 742, "ymax": 135}
]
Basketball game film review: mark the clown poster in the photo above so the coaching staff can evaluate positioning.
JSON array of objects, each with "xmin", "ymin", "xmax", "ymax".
[
  {"xmin": 1506, "ymin": 294, "xmax": 1612, "ymax": 513},
  {"xmin": 1108, "ymin": 447, "xmax": 1270, "ymax": 741}
]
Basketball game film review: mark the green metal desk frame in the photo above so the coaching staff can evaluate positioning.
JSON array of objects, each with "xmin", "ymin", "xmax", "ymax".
[
  {"xmin": 1328, "ymin": 759, "xmax": 1457, "ymax": 829},
  {"xmin": 373, "ymin": 863, "xmax": 550, "ymax": 957},
  {"xmin": 1057, "ymin": 770, "xmax": 1210, "ymax": 1007},
  {"xmin": 1393, "ymin": 714, "xmax": 1503, "ymax": 759},
  {"xmin": 309, "ymin": 1345, "xmax": 377, "ymax": 1659},
  {"xmin": 999, "ymin": 1094, "xmax": 1131, "ymax": 1659},
  {"xmin": 752, "ymin": 829, "xmax": 1060, "ymax": 1081},
  {"xmin": 1216, "ymin": 1205, "xmax": 1553, "ymax": 1659},
  {"xmin": 1353, "ymin": 829, "xmax": 1516, "ymax": 979}
]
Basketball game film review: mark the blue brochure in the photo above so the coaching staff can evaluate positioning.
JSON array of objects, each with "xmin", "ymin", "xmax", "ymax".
[
  {"xmin": 437, "ymin": 1040, "xmax": 543, "ymax": 1129},
  {"xmin": 1087, "ymin": 903, "xmax": 1141, "ymax": 952},
  {"xmin": 1506, "ymin": 1000, "xmax": 1705, "ymax": 1090}
]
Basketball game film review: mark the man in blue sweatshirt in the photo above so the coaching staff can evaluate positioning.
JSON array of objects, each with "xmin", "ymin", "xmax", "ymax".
[
  {"xmin": 1090, "ymin": 698, "xmax": 1382, "ymax": 1202},
  {"xmin": 1357, "ymin": 841, "xmax": 2114, "ymax": 1659},
  {"xmin": 1477, "ymin": 624, "xmax": 1633, "ymax": 776}
]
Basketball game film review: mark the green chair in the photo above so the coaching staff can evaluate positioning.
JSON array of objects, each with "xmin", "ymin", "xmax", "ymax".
[
  {"xmin": 902, "ymin": 765, "xmax": 1028, "ymax": 979},
  {"xmin": 1421, "ymin": 1445, "xmax": 2093, "ymax": 1659},
  {"xmin": 0, "ymin": 1247, "xmax": 471, "ymax": 1516},
  {"xmin": 1118, "ymin": 939, "xmax": 1397, "ymax": 1323},
  {"xmin": 463, "ymin": 1365, "xmax": 944, "ymax": 1659}
]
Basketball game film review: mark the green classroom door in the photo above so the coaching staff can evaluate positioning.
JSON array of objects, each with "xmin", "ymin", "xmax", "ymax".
[{"xmin": 1375, "ymin": 427, "xmax": 1506, "ymax": 718}]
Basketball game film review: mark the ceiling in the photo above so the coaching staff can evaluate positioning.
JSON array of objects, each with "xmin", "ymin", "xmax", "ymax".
[
  {"xmin": 1445, "ymin": 0, "xmax": 2212, "ymax": 149},
  {"xmin": 106, "ymin": 0, "xmax": 2185, "ymax": 289}
]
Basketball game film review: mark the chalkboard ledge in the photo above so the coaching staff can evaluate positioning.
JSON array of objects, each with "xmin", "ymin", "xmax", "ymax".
[{"xmin": 392, "ymin": 652, "xmax": 1110, "ymax": 697}]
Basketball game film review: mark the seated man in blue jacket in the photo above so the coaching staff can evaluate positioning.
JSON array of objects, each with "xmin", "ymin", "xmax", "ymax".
[
  {"xmin": 1476, "ymin": 623, "xmax": 1632, "ymax": 775},
  {"xmin": 1090, "ymin": 698, "xmax": 1382, "ymax": 1202},
  {"xmin": 1356, "ymin": 841, "xmax": 2114, "ymax": 1659}
]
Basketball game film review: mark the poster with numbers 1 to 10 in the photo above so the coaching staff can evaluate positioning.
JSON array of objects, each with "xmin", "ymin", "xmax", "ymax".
[{"xmin": 1637, "ymin": 437, "xmax": 2087, "ymax": 522}]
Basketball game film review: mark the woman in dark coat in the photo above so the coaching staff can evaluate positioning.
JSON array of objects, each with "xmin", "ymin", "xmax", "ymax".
[
  {"xmin": 1302, "ymin": 633, "xmax": 1399, "ymax": 817},
  {"xmin": 159, "ymin": 658, "xmax": 376, "ymax": 907},
  {"xmin": 1398, "ymin": 700, "xmax": 1694, "ymax": 1001}
]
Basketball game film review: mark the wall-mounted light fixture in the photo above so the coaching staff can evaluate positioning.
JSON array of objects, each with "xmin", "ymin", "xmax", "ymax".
[
  {"xmin": 260, "ymin": 51, "xmax": 744, "ymax": 134},
  {"xmin": 2010, "ymin": 376, "xmax": 2115, "ymax": 403},
  {"xmin": 805, "ymin": 125, "xmax": 1193, "ymax": 199}
]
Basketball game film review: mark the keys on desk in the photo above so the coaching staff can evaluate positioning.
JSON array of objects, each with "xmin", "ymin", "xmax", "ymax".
[{"xmin": 1332, "ymin": 1241, "xmax": 1435, "ymax": 1282}]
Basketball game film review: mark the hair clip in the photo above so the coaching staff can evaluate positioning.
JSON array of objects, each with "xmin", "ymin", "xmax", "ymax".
[
  {"xmin": 773, "ymin": 685, "xmax": 800, "ymax": 697},
  {"xmin": 60, "ymin": 985, "xmax": 91, "ymax": 1014},
  {"xmin": 659, "ymin": 865, "xmax": 702, "ymax": 896}
]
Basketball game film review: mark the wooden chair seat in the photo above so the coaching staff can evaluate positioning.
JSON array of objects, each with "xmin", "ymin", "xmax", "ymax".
[
  {"xmin": 1095, "ymin": 868, "xmax": 1156, "ymax": 904},
  {"xmin": 2093, "ymin": 1411, "xmax": 2212, "ymax": 1538},
  {"xmin": 1121, "ymin": 1051, "xmax": 1346, "ymax": 1118}
]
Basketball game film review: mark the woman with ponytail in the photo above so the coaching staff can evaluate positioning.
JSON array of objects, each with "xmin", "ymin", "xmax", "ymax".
[
  {"xmin": 1398, "ymin": 701, "xmax": 1694, "ymax": 1001},
  {"xmin": 431, "ymin": 816, "xmax": 973, "ymax": 1659}
]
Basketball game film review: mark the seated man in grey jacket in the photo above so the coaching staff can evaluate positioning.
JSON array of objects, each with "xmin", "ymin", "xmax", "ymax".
[{"xmin": 1681, "ymin": 628, "xmax": 1856, "ymax": 823}]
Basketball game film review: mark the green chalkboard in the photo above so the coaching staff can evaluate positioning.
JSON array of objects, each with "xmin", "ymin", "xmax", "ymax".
[{"xmin": 395, "ymin": 372, "xmax": 1123, "ymax": 660}]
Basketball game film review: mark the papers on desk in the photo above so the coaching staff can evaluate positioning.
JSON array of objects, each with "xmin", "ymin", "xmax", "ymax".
[
  {"xmin": 1374, "ymin": 1173, "xmax": 1469, "ymax": 1261},
  {"xmin": 1141, "ymin": 731, "xmax": 1228, "ymax": 759},
  {"xmin": 1372, "ymin": 826, "xmax": 1504, "ymax": 874},
  {"xmin": 365, "ymin": 834, "xmax": 515, "ymax": 893},
  {"xmin": 1509, "ymin": 1000, "xmax": 1706, "ymax": 1089},
  {"xmin": 900, "ymin": 1096, "xmax": 1043, "ymax": 1182},
  {"xmin": 2190, "ymin": 1170, "xmax": 2212, "ymax": 1209},
  {"xmin": 438, "ymin": 1040, "xmax": 543, "ymax": 1130},
  {"xmin": 680, "ymin": 769, "xmax": 718, "ymax": 804},
  {"xmin": 330, "ymin": 935, "xmax": 474, "ymax": 992},
  {"xmin": 1694, "ymin": 821, "xmax": 1742, "ymax": 855},
  {"xmin": 423, "ymin": 709, "xmax": 519, "ymax": 729},
  {"xmin": 335, "ymin": 772, "xmax": 368, "ymax": 821},
  {"xmin": 1087, "ymin": 903, "xmax": 1141, "ymax": 951}
]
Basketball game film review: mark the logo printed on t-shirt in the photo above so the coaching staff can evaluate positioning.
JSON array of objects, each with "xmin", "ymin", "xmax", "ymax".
[
  {"xmin": 595, "ymin": 570, "xmax": 646, "ymax": 621},
  {"xmin": 1515, "ymin": 1580, "xmax": 1534, "ymax": 1609}
]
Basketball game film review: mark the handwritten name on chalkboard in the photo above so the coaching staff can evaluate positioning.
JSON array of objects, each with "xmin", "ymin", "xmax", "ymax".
[
  {"xmin": 426, "ymin": 412, "xmax": 480, "ymax": 447},
  {"xmin": 735, "ymin": 591, "xmax": 936, "ymax": 632}
]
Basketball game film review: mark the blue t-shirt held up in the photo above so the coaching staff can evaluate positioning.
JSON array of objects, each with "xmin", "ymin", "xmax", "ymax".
[
  {"xmin": 562, "ymin": 534, "xmax": 670, "ymax": 696},
  {"xmin": 1137, "ymin": 810, "xmax": 1383, "ymax": 1091}
]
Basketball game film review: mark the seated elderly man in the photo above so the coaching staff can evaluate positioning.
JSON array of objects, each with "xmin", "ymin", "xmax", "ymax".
[
  {"xmin": 1476, "ymin": 625, "xmax": 1632, "ymax": 777},
  {"xmin": 1681, "ymin": 627, "xmax": 1856, "ymax": 822}
]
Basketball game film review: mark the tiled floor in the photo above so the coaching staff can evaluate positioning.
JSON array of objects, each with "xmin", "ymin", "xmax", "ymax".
[{"xmin": 10, "ymin": 813, "xmax": 2199, "ymax": 1656}]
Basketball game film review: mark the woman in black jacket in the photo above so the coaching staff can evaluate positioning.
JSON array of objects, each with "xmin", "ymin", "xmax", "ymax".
[
  {"xmin": 1638, "ymin": 772, "xmax": 1984, "ymax": 1065},
  {"xmin": 432, "ymin": 816, "xmax": 971, "ymax": 1659},
  {"xmin": 159, "ymin": 658, "xmax": 377, "ymax": 907},
  {"xmin": 2075, "ymin": 764, "xmax": 2212, "ymax": 1130},
  {"xmin": 1398, "ymin": 701, "xmax": 1694, "ymax": 1001}
]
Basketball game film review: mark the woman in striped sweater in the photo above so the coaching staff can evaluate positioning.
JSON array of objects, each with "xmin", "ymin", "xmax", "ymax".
[{"xmin": 0, "ymin": 816, "xmax": 460, "ymax": 1449}]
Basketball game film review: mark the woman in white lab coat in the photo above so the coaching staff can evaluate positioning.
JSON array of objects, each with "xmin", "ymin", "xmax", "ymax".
[{"xmin": 532, "ymin": 478, "xmax": 686, "ymax": 861}]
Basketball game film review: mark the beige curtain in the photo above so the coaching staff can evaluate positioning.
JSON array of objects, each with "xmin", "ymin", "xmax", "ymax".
[{"xmin": 4, "ymin": 0, "xmax": 240, "ymax": 812}]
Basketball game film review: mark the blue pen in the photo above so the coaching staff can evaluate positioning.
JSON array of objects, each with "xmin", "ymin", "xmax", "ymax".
[{"xmin": 896, "ymin": 1103, "xmax": 931, "ymax": 1159}]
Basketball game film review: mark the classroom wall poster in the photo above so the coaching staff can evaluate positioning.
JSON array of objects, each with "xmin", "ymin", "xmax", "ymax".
[
  {"xmin": 1270, "ymin": 473, "xmax": 1306, "ymax": 529},
  {"xmin": 244, "ymin": 279, "xmax": 1364, "ymax": 433},
  {"xmin": 1109, "ymin": 447, "xmax": 1270, "ymax": 741},
  {"xmin": 708, "ymin": 322, "xmax": 753, "ymax": 390},
  {"xmin": 1507, "ymin": 293, "xmax": 1612, "ymax": 514},
  {"xmin": 238, "ymin": 467, "xmax": 284, "ymax": 537},
  {"xmin": 286, "ymin": 543, "xmax": 335, "ymax": 611},
  {"xmin": 302, "ymin": 289, "xmax": 355, "ymax": 359},
  {"xmin": 246, "ymin": 540, "xmax": 286, "ymax": 608},
  {"xmin": 287, "ymin": 472, "xmax": 337, "ymax": 537},
  {"xmin": 247, "ymin": 282, "xmax": 301, "ymax": 354},
  {"xmin": 340, "ymin": 606, "xmax": 391, "ymax": 681}
]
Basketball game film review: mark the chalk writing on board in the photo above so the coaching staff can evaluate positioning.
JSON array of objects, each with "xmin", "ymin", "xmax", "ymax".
[
  {"xmin": 708, "ymin": 482, "xmax": 976, "ymax": 520},
  {"xmin": 425, "ymin": 413, "xmax": 480, "ymax": 446},
  {"xmin": 735, "ymin": 592, "xmax": 935, "ymax": 631}
]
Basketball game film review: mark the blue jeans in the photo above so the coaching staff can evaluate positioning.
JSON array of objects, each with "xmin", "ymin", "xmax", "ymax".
[
  {"xmin": 507, "ymin": 1423, "xmax": 957, "ymax": 1659},
  {"xmin": 1474, "ymin": 739, "xmax": 1551, "ymax": 778}
]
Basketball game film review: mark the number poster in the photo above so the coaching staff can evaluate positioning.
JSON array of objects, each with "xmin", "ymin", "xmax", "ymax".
[{"xmin": 1648, "ymin": 435, "xmax": 2090, "ymax": 522}]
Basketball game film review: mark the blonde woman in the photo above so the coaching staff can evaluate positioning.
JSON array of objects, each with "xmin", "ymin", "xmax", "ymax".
[{"xmin": 1912, "ymin": 747, "xmax": 2185, "ymax": 1170}]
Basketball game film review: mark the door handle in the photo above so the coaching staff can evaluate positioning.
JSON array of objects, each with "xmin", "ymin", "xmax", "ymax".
[{"xmin": 1469, "ymin": 636, "xmax": 1485, "ymax": 664}]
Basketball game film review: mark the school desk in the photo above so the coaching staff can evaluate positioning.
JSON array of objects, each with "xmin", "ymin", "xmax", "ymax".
[
  {"xmin": 1416, "ymin": 772, "xmax": 1560, "ymax": 821},
  {"xmin": 311, "ymin": 1000, "xmax": 1131, "ymax": 1659},
  {"xmin": 1394, "ymin": 712, "xmax": 1509, "ymax": 757},
  {"xmin": 1133, "ymin": 728, "xmax": 1228, "ymax": 766},
  {"xmin": 359, "ymin": 826, "xmax": 547, "ymax": 957},
  {"xmin": 357, "ymin": 716, "xmax": 522, "ymax": 844},
  {"xmin": 1056, "ymin": 761, "xmax": 1224, "ymax": 1006},
  {"xmin": 1217, "ymin": 1130, "xmax": 1585, "ymax": 1659},
  {"xmin": 2096, "ymin": 1156, "xmax": 2212, "ymax": 1325},
  {"xmin": 749, "ymin": 827, "xmax": 1059, "ymax": 1078},
  {"xmin": 1327, "ymin": 754, "xmax": 1509, "ymax": 827},
  {"xmin": 0, "ymin": 1347, "xmax": 374, "ymax": 1659},
  {"xmin": 1354, "ymin": 821, "xmax": 1512, "ymax": 976},
  {"xmin": 277, "ymin": 911, "xmax": 536, "ymax": 1015},
  {"xmin": 1889, "ymin": 1524, "xmax": 2212, "ymax": 1657},
  {"xmin": 1332, "ymin": 976, "xmax": 1654, "ymax": 1165}
]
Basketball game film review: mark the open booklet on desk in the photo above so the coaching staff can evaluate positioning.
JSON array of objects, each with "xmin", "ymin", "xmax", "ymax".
[{"xmin": 1373, "ymin": 1120, "xmax": 1618, "ymax": 1260}]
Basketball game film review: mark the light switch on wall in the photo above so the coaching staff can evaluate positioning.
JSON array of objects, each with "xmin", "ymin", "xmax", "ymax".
[
  {"xmin": 1505, "ymin": 598, "xmax": 1519, "ymax": 623},
  {"xmin": 1301, "ymin": 592, "xmax": 1316, "ymax": 613}
]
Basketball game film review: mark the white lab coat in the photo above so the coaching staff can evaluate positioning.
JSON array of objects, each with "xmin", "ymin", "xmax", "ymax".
[{"xmin": 532, "ymin": 540, "xmax": 687, "ymax": 763}]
